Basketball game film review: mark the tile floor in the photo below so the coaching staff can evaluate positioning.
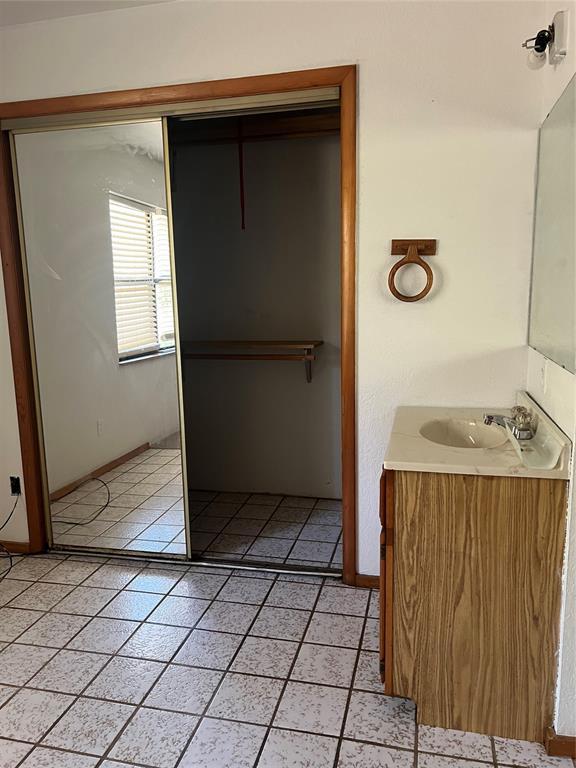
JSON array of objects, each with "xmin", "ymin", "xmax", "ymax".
[
  {"xmin": 0, "ymin": 552, "xmax": 572, "ymax": 768},
  {"xmin": 50, "ymin": 449, "xmax": 343, "ymax": 570},
  {"xmin": 186, "ymin": 491, "xmax": 342, "ymax": 570}
]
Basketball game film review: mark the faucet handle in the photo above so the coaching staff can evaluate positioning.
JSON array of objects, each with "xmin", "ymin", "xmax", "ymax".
[
  {"xmin": 511, "ymin": 406, "xmax": 536, "ymax": 433},
  {"xmin": 511, "ymin": 406, "xmax": 530, "ymax": 422}
]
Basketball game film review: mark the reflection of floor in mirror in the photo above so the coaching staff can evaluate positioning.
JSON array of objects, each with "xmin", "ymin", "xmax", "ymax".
[
  {"xmin": 50, "ymin": 448, "xmax": 186, "ymax": 554},
  {"xmin": 50, "ymin": 448, "xmax": 343, "ymax": 570},
  {"xmin": 189, "ymin": 492, "xmax": 342, "ymax": 571}
]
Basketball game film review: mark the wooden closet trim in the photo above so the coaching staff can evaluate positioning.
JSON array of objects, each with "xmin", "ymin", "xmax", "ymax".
[
  {"xmin": 0, "ymin": 65, "xmax": 359, "ymax": 585},
  {"xmin": 0, "ymin": 132, "xmax": 47, "ymax": 552},
  {"xmin": 340, "ymin": 68, "xmax": 357, "ymax": 585},
  {"xmin": 0, "ymin": 67, "xmax": 352, "ymax": 120}
]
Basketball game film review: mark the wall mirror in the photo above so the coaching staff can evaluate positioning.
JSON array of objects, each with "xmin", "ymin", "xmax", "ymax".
[
  {"xmin": 14, "ymin": 121, "xmax": 188, "ymax": 557},
  {"xmin": 528, "ymin": 74, "xmax": 575, "ymax": 372}
]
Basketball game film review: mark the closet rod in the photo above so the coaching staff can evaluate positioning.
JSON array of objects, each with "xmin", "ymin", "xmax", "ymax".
[{"xmin": 181, "ymin": 340, "xmax": 323, "ymax": 383}]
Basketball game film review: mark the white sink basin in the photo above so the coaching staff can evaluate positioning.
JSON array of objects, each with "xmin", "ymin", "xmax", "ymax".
[
  {"xmin": 385, "ymin": 397, "xmax": 571, "ymax": 478},
  {"xmin": 419, "ymin": 418, "xmax": 508, "ymax": 449}
]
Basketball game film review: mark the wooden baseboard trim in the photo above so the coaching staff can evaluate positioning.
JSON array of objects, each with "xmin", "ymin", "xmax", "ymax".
[
  {"xmin": 545, "ymin": 727, "xmax": 576, "ymax": 758},
  {"xmin": 0, "ymin": 540, "xmax": 32, "ymax": 554},
  {"xmin": 49, "ymin": 443, "xmax": 150, "ymax": 501},
  {"xmin": 356, "ymin": 573, "xmax": 379, "ymax": 588}
]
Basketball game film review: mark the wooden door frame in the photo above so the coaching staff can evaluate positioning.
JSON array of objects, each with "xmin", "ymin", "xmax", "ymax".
[{"xmin": 0, "ymin": 65, "xmax": 359, "ymax": 584}]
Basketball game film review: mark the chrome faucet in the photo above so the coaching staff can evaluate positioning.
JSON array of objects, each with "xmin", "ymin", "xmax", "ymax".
[{"xmin": 484, "ymin": 406, "xmax": 536, "ymax": 441}]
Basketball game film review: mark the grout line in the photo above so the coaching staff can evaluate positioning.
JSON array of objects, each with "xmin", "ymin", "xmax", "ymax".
[
  {"xmin": 1, "ymin": 722, "xmax": 504, "ymax": 768},
  {"xmin": 282, "ymin": 496, "xmax": 320, "ymax": 564},
  {"xmin": 3, "ymin": 587, "xmax": 369, "ymax": 624},
  {"xmin": 41, "ymin": 724, "xmax": 416, "ymax": 768},
  {"xmin": 491, "ymin": 735, "xmax": 498, "ymax": 767},
  {"xmin": 331, "ymin": 583, "xmax": 373, "ymax": 767},
  {"xmin": 170, "ymin": 571, "xmax": 280, "ymax": 767},
  {"xmin": 248, "ymin": 573, "xmax": 326, "ymax": 767}
]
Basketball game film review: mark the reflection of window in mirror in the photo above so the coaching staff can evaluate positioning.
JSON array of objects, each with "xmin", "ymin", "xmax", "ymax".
[
  {"xmin": 528, "ymin": 74, "xmax": 575, "ymax": 373},
  {"xmin": 109, "ymin": 193, "xmax": 175, "ymax": 361}
]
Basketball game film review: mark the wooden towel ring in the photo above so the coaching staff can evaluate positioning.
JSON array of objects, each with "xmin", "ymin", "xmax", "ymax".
[{"xmin": 388, "ymin": 239, "xmax": 437, "ymax": 302}]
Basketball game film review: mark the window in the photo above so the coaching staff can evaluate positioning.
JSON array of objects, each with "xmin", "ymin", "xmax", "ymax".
[{"xmin": 109, "ymin": 194, "xmax": 175, "ymax": 360}]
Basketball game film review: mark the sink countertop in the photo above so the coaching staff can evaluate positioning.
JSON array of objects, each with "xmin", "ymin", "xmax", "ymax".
[{"xmin": 384, "ymin": 403, "xmax": 571, "ymax": 480}]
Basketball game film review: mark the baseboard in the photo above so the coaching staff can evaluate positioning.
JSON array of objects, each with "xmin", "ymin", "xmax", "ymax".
[
  {"xmin": 0, "ymin": 540, "xmax": 32, "ymax": 554},
  {"xmin": 545, "ymin": 727, "xmax": 576, "ymax": 758},
  {"xmin": 356, "ymin": 573, "xmax": 379, "ymax": 588},
  {"xmin": 50, "ymin": 442, "xmax": 151, "ymax": 501}
]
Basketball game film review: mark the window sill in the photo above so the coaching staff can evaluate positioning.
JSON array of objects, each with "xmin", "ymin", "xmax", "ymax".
[{"xmin": 119, "ymin": 347, "xmax": 176, "ymax": 365}]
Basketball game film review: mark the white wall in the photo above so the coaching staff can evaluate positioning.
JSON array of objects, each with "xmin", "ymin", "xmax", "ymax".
[
  {"xmin": 526, "ymin": 1, "xmax": 576, "ymax": 737},
  {"xmin": 14, "ymin": 125, "xmax": 180, "ymax": 491},
  {"xmin": 0, "ymin": 1, "xmax": 543, "ymax": 572},
  {"xmin": 172, "ymin": 132, "xmax": 341, "ymax": 497}
]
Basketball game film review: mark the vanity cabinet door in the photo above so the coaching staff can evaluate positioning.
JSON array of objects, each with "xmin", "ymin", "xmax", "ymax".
[{"xmin": 379, "ymin": 468, "xmax": 394, "ymax": 694}]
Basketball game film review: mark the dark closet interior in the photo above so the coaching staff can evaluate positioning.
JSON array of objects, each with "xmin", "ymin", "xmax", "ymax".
[{"xmin": 168, "ymin": 105, "xmax": 343, "ymax": 571}]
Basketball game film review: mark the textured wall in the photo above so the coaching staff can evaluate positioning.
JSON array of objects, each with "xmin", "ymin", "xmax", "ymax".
[{"xmin": 0, "ymin": 1, "xmax": 542, "ymax": 570}]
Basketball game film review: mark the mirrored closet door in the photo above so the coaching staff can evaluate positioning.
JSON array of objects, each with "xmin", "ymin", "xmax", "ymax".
[{"xmin": 14, "ymin": 121, "xmax": 188, "ymax": 557}]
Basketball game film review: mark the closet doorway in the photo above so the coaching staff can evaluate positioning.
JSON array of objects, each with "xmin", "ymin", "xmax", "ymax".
[
  {"xmin": 0, "ymin": 66, "xmax": 358, "ymax": 583},
  {"xmin": 169, "ymin": 106, "xmax": 342, "ymax": 571}
]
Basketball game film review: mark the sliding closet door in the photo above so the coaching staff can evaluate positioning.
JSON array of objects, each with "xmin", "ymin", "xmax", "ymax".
[{"xmin": 13, "ymin": 121, "xmax": 189, "ymax": 557}]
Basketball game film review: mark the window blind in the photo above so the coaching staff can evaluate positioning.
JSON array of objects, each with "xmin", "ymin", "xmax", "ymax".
[
  {"xmin": 109, "ymin": 194, "xmax": 174, "ymax": 359},
  {"xmin": 152, "ymin": 211, "xmax": 175, "ymax": 348}
]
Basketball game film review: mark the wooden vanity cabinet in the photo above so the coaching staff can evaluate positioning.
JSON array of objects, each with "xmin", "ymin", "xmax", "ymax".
[{"xmin": 379, "ymin": 468, "xmax": 567, "ymax": 743}]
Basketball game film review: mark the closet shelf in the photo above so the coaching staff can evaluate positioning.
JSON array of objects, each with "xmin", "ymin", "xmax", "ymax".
[{"xmin": 181, "ymin": 340, "xmax": 324, "ymax": 383}]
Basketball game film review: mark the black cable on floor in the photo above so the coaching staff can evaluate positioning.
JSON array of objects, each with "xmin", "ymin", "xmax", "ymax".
[
  {"xmin": 0, "ymin": 494, "xmax": 19, "ymax": 534},
  {"xmin": 0, "ymin": 545, "xmax": 13, "ymax": 582},
  {"xmin": 56, "ymin": 476, "xmax": 111, "ymax": 526},
  {"xmin": 0, "ymin": 495, "xmax": 19, "ymax": 581}
]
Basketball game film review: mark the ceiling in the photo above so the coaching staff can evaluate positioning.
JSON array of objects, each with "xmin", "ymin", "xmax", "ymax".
[{"xmin": 0, "ymin": 0, "xmax": 171, "ymax": 28}]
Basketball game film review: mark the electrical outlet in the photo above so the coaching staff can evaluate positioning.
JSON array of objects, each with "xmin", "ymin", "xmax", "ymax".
[
  {"xmin": 10, "ymin": 476, "xmax": 21, "ymax": 496},
  {"xmin": 97, "ymin": 418, "xmax": 103, "ymax": 436}
]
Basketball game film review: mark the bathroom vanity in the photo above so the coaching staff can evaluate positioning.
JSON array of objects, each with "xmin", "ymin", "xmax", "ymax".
[{"xmin": 379, "ymin": 393, "xmax": 571, "ymax": 743}]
